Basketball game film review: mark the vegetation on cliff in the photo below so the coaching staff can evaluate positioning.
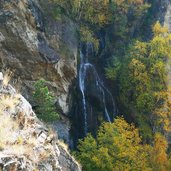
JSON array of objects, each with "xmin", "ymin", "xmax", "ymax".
[
  {"xmin": 2, "ymin": 0, "xmax": 171, "ymax": 170},
  {"xmin": 0, "ymin": 73, "xmax": 81, "ymax": 171},
  {"xmin": 76, "ymin": 117, "xmax": 171, "ymax": 171},
  {"xmin": 50, "ymin": 1, "xmax": 171, "ymax": 170},
  {"xmin": 87, "ymin": 21, "xmax": 171, "ymax": 171},
  {"xmin": 52, "ymin": 0, "xmax": 149, "ymax": 48},
  {"xmin": 33, "ymin": 79, "xmax": 59, "ymax": 122},
  {"xmin": 107, "ymin": 22, "xmax": 171, "ymax": 141}
]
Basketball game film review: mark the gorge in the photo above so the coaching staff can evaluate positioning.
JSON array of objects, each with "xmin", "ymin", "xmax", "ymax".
[
  {"xmin": 71, "ymin": 42, "xmax": 116, "ymax": 145},
  {"xmin": 1, "ymin": 0, "xmax": 171, "ymax": 170}
]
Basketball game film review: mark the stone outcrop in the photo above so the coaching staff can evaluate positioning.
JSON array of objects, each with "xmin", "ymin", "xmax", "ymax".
[
  {"xmin": 0, "ymin": 0, "xmax": 78, "ymax": 114},
  {"xmin": 164, "ymin": 0, "xmax": 171, "ymax": 89},
  {"xmin": 0, "ymin": 72, "xmax": 81, "ymax": 171}
]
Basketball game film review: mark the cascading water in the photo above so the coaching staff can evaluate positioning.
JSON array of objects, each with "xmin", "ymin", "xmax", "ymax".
[
  {"xmin": 86, "ymin": 63, "xmax": 111, "ymax": 123},
  {"xmin": 70, "ymin": 40, "xmax": 117, "ymax": 148},
  {"xmin": 79, "ymin": 50, "xmax": 88, "ymax": 134},
  {"xmin": 78, "ymin": 43, "xmax": 116, "ymax": 135}
]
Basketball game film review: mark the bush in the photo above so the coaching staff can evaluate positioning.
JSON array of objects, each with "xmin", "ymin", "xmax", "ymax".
[{"xmin": 33, "ymin": 79, "xmax": 59, "ymax": 122}]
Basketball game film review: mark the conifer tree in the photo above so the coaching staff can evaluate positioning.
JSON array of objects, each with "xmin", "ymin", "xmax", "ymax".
[{"xmin": 33, "ymin": 79, "xmax": 59, "ymax": 122}]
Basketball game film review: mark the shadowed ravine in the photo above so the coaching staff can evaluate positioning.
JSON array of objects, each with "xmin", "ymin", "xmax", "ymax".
[{"xmin": 70, "ymin": 43, "xmax": 117, "ymax": 147}]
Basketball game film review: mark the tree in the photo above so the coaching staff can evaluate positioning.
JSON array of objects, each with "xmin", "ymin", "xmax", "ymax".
[
  {"xmin": 151, "ymin": 133, "xmax": 168, "ymax": 171},
  {"xmin": 76, "ymin": 117, "xmax": 151, "ymax": 171},
  {"xmin": 52, "ymin": 0, "xmax": 149, "ymax": 46},
  {"xmin": 76, "ymin": 134, "xmax": 99, "ymax": 171},
  {"xmin": 106, "ymin": 22, "xmax": 171, "ymax": 141},
  {"xmin": 53, "ymin": 0, "xmax": 149, "ymax": 26},
  {"xmin": 33, "ymin": 79, "xmax": 59, "ymax": 122}
]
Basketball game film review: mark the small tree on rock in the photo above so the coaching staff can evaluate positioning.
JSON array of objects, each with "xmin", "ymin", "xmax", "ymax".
[{"xmin": 33, "ymin": 79, "xmax": 59, "ymax": 122}]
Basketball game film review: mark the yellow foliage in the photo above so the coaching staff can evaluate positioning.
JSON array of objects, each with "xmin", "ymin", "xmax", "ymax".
[
  {"xmin": 2, "ymin": 70, "xmax": 13, "ymax": 86},
  {"xmin": 153, "ymin": 21, "xmax": 169, "ymax": 36},
  {"xmin": 119, "ymin": 22, "xmax": 171, "ymax": 139},
  {"xmin": 151, "ymin": 133, "xmax": 168, "ymax": 170},
  {"xmin": 80, "ymin": 26, "xmax": 99, "ymax": 51},
  {"xmin": 77, "ymin": 117, "xmax": 151, "ymax": 171}
]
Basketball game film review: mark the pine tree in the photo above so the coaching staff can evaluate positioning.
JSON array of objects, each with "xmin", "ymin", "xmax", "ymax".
[{"xmin": 33, "ymin": 79, "xmax": 59, "ymax": 122}]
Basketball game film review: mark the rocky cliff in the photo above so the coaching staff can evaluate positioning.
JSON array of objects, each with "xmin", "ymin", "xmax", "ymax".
[
  {"xmin": 0, "ymin": 0, "xmax": 78, "ymax": 114},
  {"xmin": 0, "ymin": 72, "xmax": 81, "ymax": 171}
]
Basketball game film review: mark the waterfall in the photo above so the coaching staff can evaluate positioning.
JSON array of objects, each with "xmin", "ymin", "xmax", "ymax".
[
  {"xmin": 79, "ymin": 50, "xmax": 88, "ymax": 134},
  {"xmin": 79, "ymin": 43, "xmax": 116, "ymax": 135}
]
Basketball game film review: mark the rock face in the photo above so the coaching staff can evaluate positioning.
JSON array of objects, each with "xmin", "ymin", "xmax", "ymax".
[
  {"xmin": 164, "ymin": 0, "xmax": 171, "ymax": 92},
  {"xmin": 0, "ymin": 0, "xmax": 78, "ymax": 114},
  {"xmin": 0, "ymin": 72, "xmax": 81, "ymax": 171}
]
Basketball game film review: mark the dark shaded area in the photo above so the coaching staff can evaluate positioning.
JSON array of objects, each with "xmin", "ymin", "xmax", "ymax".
[
  {"xmin": 134, "ymin": 0, "xmax": 170, "ymax": 40},
  {"xmin": 70, "ymin": 41, "xmax": 117, "ymax": 149}
]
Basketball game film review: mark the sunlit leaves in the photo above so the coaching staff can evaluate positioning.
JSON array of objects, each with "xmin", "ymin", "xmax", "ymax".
[
  {"xmin": 53, "ymin": 0, "xmax": 149, "ymax": 44},
  {"xmin": 111, "ymin": 22, "xmax": 171, "ymax": 138},
  {"xmin": 76, "ymin": 117, "xmax": 151, "ymax": 171},
  {"xmin": 153, "ymin": 21, "xmax": 169, "ymax": 36},
  {"xmin": 151, "ymin": 133, "xmax": 168, "ymax": 170}
]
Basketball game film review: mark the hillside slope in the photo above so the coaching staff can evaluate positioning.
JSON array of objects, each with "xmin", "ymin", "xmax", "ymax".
[{"xmin": 0, "ymin": 72, "xmax": 81, "ymax": 171}]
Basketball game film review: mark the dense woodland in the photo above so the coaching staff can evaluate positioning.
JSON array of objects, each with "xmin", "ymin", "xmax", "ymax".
[{"xmin": 42, "ymin": 0, "xmax": 171, "ymax": 170}]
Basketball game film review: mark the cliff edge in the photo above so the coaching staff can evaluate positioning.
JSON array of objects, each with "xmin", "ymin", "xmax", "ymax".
[{"xmin": 0, "ymin": 72, "xmax": 81, "ymax": 171}]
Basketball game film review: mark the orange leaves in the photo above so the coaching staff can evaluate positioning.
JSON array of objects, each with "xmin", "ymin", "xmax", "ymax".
[
  {"xmin": 151, "ymin": 133, "xmax": 168, "ymax": 170},
  {"xmin": 76, "ymin": 119, "xmax": 170, "ymax": 170}
]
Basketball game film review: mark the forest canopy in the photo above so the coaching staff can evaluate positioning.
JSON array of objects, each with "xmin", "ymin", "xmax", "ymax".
[
  {"xmin": 107, "ymin": 22, "xmax": 171, "ymax": 141},
  {"xmin": 76, "ymin": 117, "xmax": 170, "ymax": 171}
]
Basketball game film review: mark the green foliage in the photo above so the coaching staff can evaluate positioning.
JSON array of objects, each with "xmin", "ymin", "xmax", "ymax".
[
  {"xmin": 53, "ymin": 0, "xmax": 111, "ymax": 26},
  {"xmin": 53, "ymin": 0, "xmax": 149, "ymax": 26},
  {"xmin": 106, "ymin": 22, "xmax": 171, "ymax": 140},
  {"xmin": 76, "ymin": 117, "xmax": 171, "ymax": 171},
  {"xmin": 79, "ymin": 26, "xmax": 99, "ymax": 51},
  {"xmin": 76, "ymin": 117, "xmax": 152, "ymax": 171},
  {"xmin": 110, "ymin": 0, "xmax": 150, "ymax": 38},
  {"xmin": 33, "ymin": 79, "xmax": 59, "ymax": 122},
  {"xmin": 105, "ymin": 57, "xmax": 121, "ymax": 80},
  {"xmin": 77, "ymin": 134, "xmax": 99, "ymax": 171},
  {"xmin": 52, "ymin": 0, "xmax": 149, "ymax": 48}
]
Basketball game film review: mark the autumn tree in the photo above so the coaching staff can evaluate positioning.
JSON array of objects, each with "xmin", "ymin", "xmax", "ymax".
[
  {"xmin": 76, "ymin": 117, "xmax": 151, "ymax": 171},
  {"xmin": 106, "ymin": 22, "xmax": 171, "ymax": 141},
  {"xmin": 52, "ymin": 0, "xmax": 149, "ymax": 48},
  {"xmin": 151, "ymin": 133, "xmax": 168, "ymax": 170}
]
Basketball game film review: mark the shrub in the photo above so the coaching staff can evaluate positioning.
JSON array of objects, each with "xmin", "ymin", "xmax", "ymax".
[{"xmin": 33, "ymin": 79, "xmax": 59, "ymax": 122}]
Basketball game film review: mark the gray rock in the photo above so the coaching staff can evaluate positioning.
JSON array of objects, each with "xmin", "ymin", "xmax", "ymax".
[
  {"xmin": 0, "ymin": 72, "xmax": 81, "ymax": 171},
  {"xmin": 0, "ymin": 0, "xmax": 78, "ymax": 115},
  {"xmin": 58, "ymin": 145, "xmax": 81, "ymax": 171}
]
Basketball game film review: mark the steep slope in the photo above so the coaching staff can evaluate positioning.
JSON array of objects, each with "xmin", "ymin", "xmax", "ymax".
[
  {"xmin": 0, "ymin": 0, "xmax": 78, "ymax": 114},
  {"xmin": 0, "ymin": 72, "xmax": 81, "ymax": 171}
]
